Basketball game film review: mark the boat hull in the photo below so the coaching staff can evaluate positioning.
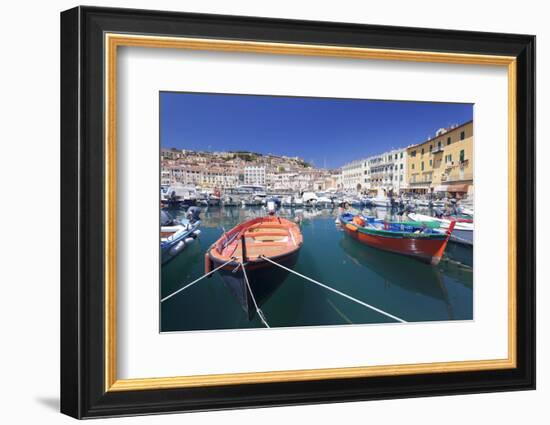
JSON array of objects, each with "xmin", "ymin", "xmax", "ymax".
[
  {"xmin": 450, "ymin": 228, "xmax": 473, "ymax": 246},
  {"xmin": 210, "ymin": 250, "xmax": 300, "ymax": 320},
  {"xmin": 372, "ymin": 199, "xmax": 391, "ymax": 208},
  {"xmin": 160, "ymin": 222, "xmax": 201, "ymax": 264},
  {"xmin": 162, "ymin": 198, "xmax": 197, "ymax": 208},
  {"xmin": 340, "ymin": 217, "xmax": 451, "ymax": 265}
]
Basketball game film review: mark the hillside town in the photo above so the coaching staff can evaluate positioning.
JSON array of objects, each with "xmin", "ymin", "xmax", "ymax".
[
  {"xmin": 161, "ymin": 120, "xmax": 473, "ymax": 200},
  {"xmin": 161, "ymin": 149, "xmax": 341, "ymax": 193}
]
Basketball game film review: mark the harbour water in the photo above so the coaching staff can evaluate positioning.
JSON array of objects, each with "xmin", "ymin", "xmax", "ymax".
[{"xmin": 161, "ymin": 206, "xmax": 473, "ymax": 332}]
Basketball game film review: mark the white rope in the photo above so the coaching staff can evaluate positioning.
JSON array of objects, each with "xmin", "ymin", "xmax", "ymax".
[
  {"xmin": 161, "ymin": 258, "xmax": 235, "ymax": 303},
  {"xmin": 239, "ymin": 262, "xmax": 270, "ymax": 328},
  {"xmin": 259, "ymin": 255, "xmax": 407, "ymax": 323}
]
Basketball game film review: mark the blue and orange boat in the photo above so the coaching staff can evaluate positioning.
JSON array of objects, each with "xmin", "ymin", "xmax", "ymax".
[{"xmin": 339, "ymin": 213, "xmax": 455, "ymax": 265}]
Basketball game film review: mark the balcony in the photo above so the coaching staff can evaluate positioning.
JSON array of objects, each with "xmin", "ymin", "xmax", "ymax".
[
  {"xmin": 432, "ymin": 146, "xmax": 444, "ymax": 154},
  {"xmin": 441, "ymin": 172, "xmax": 473, "ymax": 183}
]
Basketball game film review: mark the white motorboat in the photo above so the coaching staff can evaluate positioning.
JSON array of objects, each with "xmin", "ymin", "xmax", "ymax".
[
  {"xmin": 302, "ymin": 192, "xmax": 318, "ymax": 207},
  {"xmin": 372, "ymin": 197, "xmax": 391, "ymax": 208},
  {"xmin": 160, "ymin": 208, "xmax": 202, "ymax": 264},
  {"xmin": 293, "ymin": 197, "xmax": 304, "ymax": 207},
  {"xmin": 315, "ymin": 195, "xmax": 333, "ymax": 208},
  {"xmin": 407, "ymin": 212, "xmax": 473, "ymax": 246},
  {"xmin": 162, "ymin": 184, "xmax": 198, "ymax": 207},
  {"xmin": 221, "ymin": 196, "xmax": 238, "ymax": 207},
  {"xmin": 281, "ymin": 195, "xmax": 294, "ymax": 207}
]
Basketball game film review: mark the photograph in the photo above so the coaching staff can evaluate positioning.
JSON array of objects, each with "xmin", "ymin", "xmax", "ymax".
[
  {"xmin": 159, "ymin": 92, "xmax": 475, "ymax": 332},
  {"xmin": 57, "ymin": 4, "xmax": 536, "ymax": 419}
]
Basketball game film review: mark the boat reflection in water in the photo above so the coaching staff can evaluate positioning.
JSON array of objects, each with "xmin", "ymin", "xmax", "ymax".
[
  {"xmin": 444, "ymin": 241, "xmax": 474, "ymax": 268},
  {"xmin": 339, "ymin": 235, "xmax": 458, "ymax": 320}
]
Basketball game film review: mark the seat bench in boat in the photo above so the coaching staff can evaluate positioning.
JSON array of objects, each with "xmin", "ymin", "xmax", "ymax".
[{"xmin": 206, "ymin": 216, "xmax": 304, "ymax": 319}]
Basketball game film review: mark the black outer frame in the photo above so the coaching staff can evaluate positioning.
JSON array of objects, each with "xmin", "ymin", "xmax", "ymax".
[{"xmin": 60, "ymin": 6, "xmax": 535, "ymax": 419}]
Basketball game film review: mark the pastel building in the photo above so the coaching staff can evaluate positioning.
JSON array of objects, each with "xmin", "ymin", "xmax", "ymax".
[{"xmin": 406, "ymin": 120, "xmax": 473, "ymax": 196}]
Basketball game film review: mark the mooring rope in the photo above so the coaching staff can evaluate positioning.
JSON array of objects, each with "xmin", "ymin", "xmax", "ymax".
[
  {"xmin": 161, "ymin": 258, "xmax": 235, "ymax": 303},
  {"xmin": 259, "ymin": 255, "xmax": 407, "ymax": 323},
  {"xmin": 239, "ymin": 262, "xmax": 270, "ymax": 328}
]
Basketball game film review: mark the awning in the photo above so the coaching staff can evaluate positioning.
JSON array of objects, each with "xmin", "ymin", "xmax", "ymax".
[
  {"xmin": 433, "ymin": 185, "xmax": 447, "ymax": 192},
  {"xmin": 445, "ymin": 184, "xmax": 469, "ymax": 192}
]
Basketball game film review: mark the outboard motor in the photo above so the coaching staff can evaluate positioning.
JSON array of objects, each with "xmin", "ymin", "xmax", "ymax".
[
  {"xmin": 186, "ymin": 206, "xmax": 202, "ymax": 223},
  {"xmin": 397, "ymin": 201, "xmax": 412, "ymax": 216},
  {"xmin": 267, "ymin": 200, "xmax": 276, "ymax": 215}
]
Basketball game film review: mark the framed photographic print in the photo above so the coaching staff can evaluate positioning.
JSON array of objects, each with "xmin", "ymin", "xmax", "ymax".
[{"xmin": 60, "ymin": 6, "xmax": 535, "ymax": 419}]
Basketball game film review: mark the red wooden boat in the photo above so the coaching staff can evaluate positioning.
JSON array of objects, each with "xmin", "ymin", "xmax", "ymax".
[
  {"xmin": 339, "ymin": 213, "xmax": 455, "ymax": 265},
  {"xmin": 206, "ymin": 216, "xmax": 303, "ymax": 320}
]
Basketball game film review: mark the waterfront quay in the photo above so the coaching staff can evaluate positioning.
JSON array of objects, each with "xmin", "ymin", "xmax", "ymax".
[{"xmin": 161, "ymin": 120, "xmax": 474, "ymax": 202}]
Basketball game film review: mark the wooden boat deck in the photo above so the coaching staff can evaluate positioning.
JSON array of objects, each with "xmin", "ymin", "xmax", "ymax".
[{"xmin": 211, "ymin": 217, "xmax": 303, "ymax": 262}]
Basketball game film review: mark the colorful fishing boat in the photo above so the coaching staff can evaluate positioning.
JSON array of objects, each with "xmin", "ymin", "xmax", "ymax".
[
  {"xmin": 407, "ymin": 212, "xmax": 473, "ymax": 246},
  {"xmin": 339, "ymin": 213, "xmax": 455, "ymax": 265},
  {"xmin": 160, "ymin": 208, "xmax": 202, "ymax": 264},
  {"xmin": 206, "ymin": 216, "xmax": 303, "ymax": 319}
]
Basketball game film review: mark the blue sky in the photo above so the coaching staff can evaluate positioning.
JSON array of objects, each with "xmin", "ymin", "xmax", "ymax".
[{"xmin": 160, "ymin": 92, "xmax": 473, "ymax": 169}]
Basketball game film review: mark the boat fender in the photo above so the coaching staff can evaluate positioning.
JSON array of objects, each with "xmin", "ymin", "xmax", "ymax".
[
  {"xmin": 204, "ymin": 252, "xmax": 213, "ymax": 277},
  {"xmin": 169, "ymin": 240, "xmax": 185, "ymax": 256},
  {"xmin": 352, "ymin": 215, "xmax": 365, "ymax": 227},
  {"xmin": 345, "ymin": 223, "xmax": 358, "ymax": 232},
  {"xmin": 192, "ymin": 229, "xmax": 201, "ymax": 238},
  {"xmin": 184, "ymin": 237, "xmax": 195, "ymax": 244}
]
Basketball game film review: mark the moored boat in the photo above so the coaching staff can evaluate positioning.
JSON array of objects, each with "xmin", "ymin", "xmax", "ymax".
[
  {"xmin": 371, "ymin": 197, "xmax": 391, "ymax": 208},
  {"xmin": 162, "ymin": 184, "xmax": 198, "ymax": 208},
  {"xmin": 407, "ymin": 212, "xmax": 473, "ymax": 246},
  {"xmin": 302, "ymin": 192, "xmax": 318, "ymax": 208},
  {"xmin": 221, "ymin": 195, "xmax": 238, "ymax": 207},
  {"xmin": 160, "ymin": 208, "xmax": 202, "ymax": 264},
  {"xmin": 241, "ymin": 196, "xmax": 263, "ymax": 207},
  {"xmin": 281, "ymin": 195, "xmax": 294, "ymax": 207},
  {"xmin": 339, "ymin": 213, "xmax": 455, "ymax": 265},
  {"xmin": 315, "ymin": 195, "xmax": 334, "ymax": 209},
  {"xmin": 206, "ymin": 216, "xmax": 303, "ymax": 319},
  {"xmin": 207, "ymin": 195, "xmax": 221, "ymax": 207}
]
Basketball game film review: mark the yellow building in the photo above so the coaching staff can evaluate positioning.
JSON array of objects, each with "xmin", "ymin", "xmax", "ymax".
[{"xmin": 406, "ymin": 121, "xmax": 473, "ymax": 197}]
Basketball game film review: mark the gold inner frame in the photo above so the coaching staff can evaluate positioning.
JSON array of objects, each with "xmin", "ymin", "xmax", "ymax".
[{"xmin": 104, "ymin": 33, "xmax": 517, "ymax": 392}]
